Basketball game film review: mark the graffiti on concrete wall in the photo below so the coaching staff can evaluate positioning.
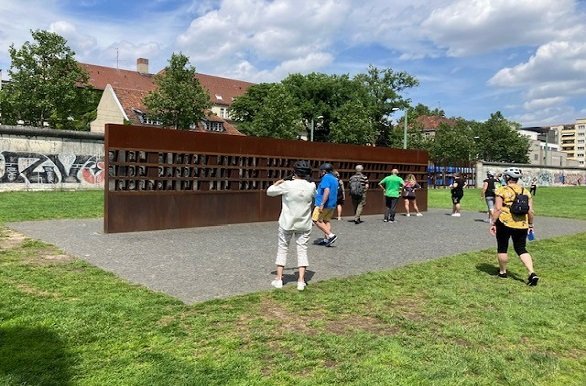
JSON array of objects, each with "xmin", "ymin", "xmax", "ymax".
[
  {"xmin": 478, "ymin": 163, "xmax": 586, "ymax": 187},
  {"xmin": 0, "ymin": 151, "xmax": 104, "ymax": 185}
]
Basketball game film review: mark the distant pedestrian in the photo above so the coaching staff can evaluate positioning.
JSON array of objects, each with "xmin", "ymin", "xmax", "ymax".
[
  {"xmin": 267, "ymin": 160, "xmax": 316, "ymax": 291},
  {"xmin": 450, "ymin": 172, "xmax": 467, "ymax": 217},
  {"xmin": 530, "ymin": 177, "xmax": 537, "ymax": 196},
  {"xmin": 379, "ymin": 169, "xmax": 404, "ymax": 223},
  {"xmin": 402, "ymin": 174, "xmax": 422, "ymax": 216},
  {"xmin": 312, "ymin": 163, "xmax": 339, "ymax": 246},
  {"xmin": 333, "ymin": 171, "xmax": 345, "ymax": 221},
  {"xmin": 348, "ymin": 164, "xmax": 369, "ymax": 224},
  {"xmin": 481, "ymin": 170, "xmax": 499, "ymax": 223},
  {"xmin": 489, "ymin": 167, "xmax": 539, "ymax": 286}
]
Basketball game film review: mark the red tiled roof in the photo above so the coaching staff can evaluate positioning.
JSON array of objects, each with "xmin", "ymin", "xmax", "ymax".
[
  {"xmin": 81, "ymin": 62, "xmax": 253, "ymax": 107},
  {"xmin": 194, "ymin": 73, "xmax": 254, "ymax": 106},
  {"xmin": 81, "ymin": 63, "xmax": 156, "ymax": 92},
  {"xmin": 415, "ymin": 115, "xmax": 457, "ymax": 132}
]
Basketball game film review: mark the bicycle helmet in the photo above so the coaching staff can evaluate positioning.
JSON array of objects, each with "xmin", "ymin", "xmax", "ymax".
[
  {"xmin": 319, "ymin": 163, "xmax": 333, "ymax": 172},
  {"xmin": 487, "ymin": 170, "xmax": 495, "ymax": 177},
  {"xmin": 503, "ymin": 167, "xmax": 522, "ymax": 179},
  {"xmin": 293, "ymin": 160, "xmax": 312, "ymax": 177}
]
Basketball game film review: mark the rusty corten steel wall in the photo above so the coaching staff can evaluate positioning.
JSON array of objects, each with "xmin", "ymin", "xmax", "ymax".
[{"xmin": 104, "ymin": 124, "xmax": 429, "ymax": 233}]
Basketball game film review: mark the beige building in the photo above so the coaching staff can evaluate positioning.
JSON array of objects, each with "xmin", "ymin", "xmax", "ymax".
[{"xmin": 550, "ymin": 118, "xmax": 586, "ymax": 167}]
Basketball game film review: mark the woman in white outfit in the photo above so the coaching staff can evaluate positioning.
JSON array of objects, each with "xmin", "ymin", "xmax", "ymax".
[{"xmin": 266, "ymin": 160, "xmax": 316, "ymax": 290}]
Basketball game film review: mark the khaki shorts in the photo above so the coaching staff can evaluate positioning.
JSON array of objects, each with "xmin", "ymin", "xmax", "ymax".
[{"xmin": 312, "ymin": 206, "xmax": 335, "ymax": 222}]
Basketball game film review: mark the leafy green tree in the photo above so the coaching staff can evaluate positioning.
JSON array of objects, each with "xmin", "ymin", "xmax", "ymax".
[
  {"xmin": 329, "ymin": 99, "xmax": 376, "ymax": 145},
  {"xmin": 230, "ymin": 83, "xmax": 274, "ymax": 124},
  {"xmin": 237, "ymin": 84, "xmax": 302, "ymax": 139},
  {"xmin": 0, "ymin": 29, "xmax": 97, "ymax": 130},
  {"xmin": 430, "ymin": 120, "xmax": 475, "ymax": 165},
  {"xmin": 282, "ymin": 72, "xmax": 358, "ymax": 141},
  {"xmin": 143, "ymin": 53, "xmax": 210, "ymax": 129},
  {"xmin": 473, "ymin": 112, "xmax": 530, "ymax": 163},
  {"xmin": 354, "ymin": 65, "xmax": 419, "ymax": 147}
]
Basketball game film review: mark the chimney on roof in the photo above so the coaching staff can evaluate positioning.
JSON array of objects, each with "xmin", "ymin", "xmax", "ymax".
[{"xmin": 137, "ymin": 58, "xmax": 149, "ymax": 74}]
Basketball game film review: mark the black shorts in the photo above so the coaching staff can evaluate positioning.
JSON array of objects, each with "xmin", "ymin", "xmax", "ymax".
[
  {"xmin": 404, "ymin": 196, "xmax": 416, "ymax": 201},
  {"xmin": 336, "ymin": 198, "xmax": 345, "ymax": 205},
  {"xmin": 451, "ymin": 194, "xmax": 463, "ymax": 204},
  {"xmin": 495, "ymin": 219, "xmax": 528, "ymax": 255}
]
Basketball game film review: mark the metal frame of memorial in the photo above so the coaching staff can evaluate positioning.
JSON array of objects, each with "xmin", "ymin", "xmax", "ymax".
[{"xmin": 104, "ymin": 124, "xmax": 429, "ymax": 233}]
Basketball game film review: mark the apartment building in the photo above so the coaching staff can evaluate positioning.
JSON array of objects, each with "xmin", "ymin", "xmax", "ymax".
[{"xmin": 551, "ymin": 118, "xmax": 586, "ymax": 167}]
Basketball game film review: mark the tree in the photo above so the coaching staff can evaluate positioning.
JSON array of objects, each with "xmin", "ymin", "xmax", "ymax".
[
  {"xmin": 329, "ymin": 100, "xmax": 376, "ymax": 145},
  {"xmin": 0, "ymin": 29, "xmax": 98, "ymax": 130},
  {"xmin": 143, "ymin": 53, "xmax": 210, "ymax": 129},
  {"xmin": 230, "ymin": 83, "xmax": 275, "ymax": 124},
  {"xmin": 430, "ymin": 120, "xmax": 475, "ymax": 165},
  {"xmin": 473, "ymin": 112, "xmax": 530, "ymax": 163},
  {"xmin": 237, "ymin": 84, "xmax": 302, "ymax": 139},
  {"xmin": 354, "ymin": 65, "xmax": 419, "ymax": 146}
]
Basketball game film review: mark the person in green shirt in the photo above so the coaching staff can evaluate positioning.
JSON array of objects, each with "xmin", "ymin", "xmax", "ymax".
[{"xmin": 378, "ymin": 169, "xmax": 404, "ymax": 223}]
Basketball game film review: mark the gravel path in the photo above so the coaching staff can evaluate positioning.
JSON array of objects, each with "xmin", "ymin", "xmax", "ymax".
[{"xmin": 8, "ymin": 208, "xmax": 586, "ymax": 303}]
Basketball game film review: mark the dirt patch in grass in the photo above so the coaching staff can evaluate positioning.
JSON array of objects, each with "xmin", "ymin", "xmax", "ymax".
[
  {"xmin": 0, "ymin": 229, "xmax": 27, "ymax": 250},
  {"xmin": 15, "ymin": 283, "xmax": 60, "ymax": 298},
  {"xmin": 21, "ymin": 247, "xmax": 75, "ymax": 266},
  {"xmin": 258, "ymin": 298, "xmax": 398, "ymax": 336}
]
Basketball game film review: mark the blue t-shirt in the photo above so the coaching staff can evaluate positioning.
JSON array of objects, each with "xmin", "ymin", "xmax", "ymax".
[{"xmin": 315, "ymin": 173, "xmax": 338, "ymax": 208}]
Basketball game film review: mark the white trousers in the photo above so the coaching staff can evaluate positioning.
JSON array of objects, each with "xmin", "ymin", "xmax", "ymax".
[{"xmin": 275, "ymin": 227, "xmax": 310, "ymax": 267}]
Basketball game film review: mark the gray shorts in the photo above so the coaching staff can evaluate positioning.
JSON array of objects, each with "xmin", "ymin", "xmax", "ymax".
[{"xmin": 485, "ymin": 196, "xmax": 495, "ymax": 211}]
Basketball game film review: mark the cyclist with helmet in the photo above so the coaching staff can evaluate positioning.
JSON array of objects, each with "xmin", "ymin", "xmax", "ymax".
[
  {"xmin": 489, "ymin": 167, "xmax": 539, "ymax": 286},
  {"xmin": 267, "ymin": 160, "xmax": 316, "ymax": 291},
  {"xmin": 481, "ymin": 170, "xmax": 499, "ymax": 223},
  {"xmin": 312, "ymin": 163, "xmax": 339, "ymax": 247}
]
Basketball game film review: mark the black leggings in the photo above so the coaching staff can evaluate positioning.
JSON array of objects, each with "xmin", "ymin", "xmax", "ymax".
[{"xmin": 495, "ymin": 219, "xmax": 528, "ymax": 255}]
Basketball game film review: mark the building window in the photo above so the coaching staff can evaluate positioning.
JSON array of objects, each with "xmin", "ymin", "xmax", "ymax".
[
  {"xmin": 215, "ymin": 94, "xmax": 223, "ymax": 101},
  {"xmin": 202, "ymin": 120, "xmax": 225, "ymax": 132}
]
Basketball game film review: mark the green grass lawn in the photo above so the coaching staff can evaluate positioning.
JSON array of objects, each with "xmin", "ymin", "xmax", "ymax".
[
  {"xmin": 1, "ymin": 188, "xmax": 585, "ymax": 385},
  {"xmin": 428, "ymin": 186, "xmax": 586, "ymax": 220}
]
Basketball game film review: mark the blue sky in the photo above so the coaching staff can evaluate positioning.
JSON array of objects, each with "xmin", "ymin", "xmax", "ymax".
[{"xmin": 1, "ymin": 0, "xmax": 585, "ymax": 127}]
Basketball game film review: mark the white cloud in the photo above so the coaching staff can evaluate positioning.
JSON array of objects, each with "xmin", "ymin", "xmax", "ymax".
[
  {"xmin": 177, "ymin": 0, "xmax": 349, "ymax": 81},
  {"xmin": 421, "ymin": 0, "xmax": 577, "ymax": 56}
]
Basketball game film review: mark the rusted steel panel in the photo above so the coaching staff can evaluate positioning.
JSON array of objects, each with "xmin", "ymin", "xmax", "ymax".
[{"xmin": 104, "ymin": 124, "xmax": 428, "ymax": 233}]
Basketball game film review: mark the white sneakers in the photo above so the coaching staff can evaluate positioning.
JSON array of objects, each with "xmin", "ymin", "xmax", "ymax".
[
  {"xmin": 271, "ymin": 279, "xmax": 283, "ymax": 289},
  {"xmin": 416, "ymin": 213, "xmax": 423, "ymax": 217},
  {"xmin": 271, "ymin": 279, "xmax": 306, "ymax": 291},
  {"xmin": 451, "ymin": 213, "xmax": 461, "ymax": 217}
]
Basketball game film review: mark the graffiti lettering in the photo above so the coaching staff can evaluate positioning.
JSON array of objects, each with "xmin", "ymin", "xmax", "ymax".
[{"xmin": 0, "ymin": 151, "xmax": 104, "ymax": 186}]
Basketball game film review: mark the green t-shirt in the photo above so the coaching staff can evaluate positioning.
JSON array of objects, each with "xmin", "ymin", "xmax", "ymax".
[{"xmin": 379, "ymin": 175, "xmax": 404, "ymax": 198}]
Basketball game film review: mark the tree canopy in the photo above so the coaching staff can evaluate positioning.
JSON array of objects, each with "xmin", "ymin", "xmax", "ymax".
[
  {"xmin": 143, "ymin": 53, "xmax": 210, "ymax": 129},
  {"xmin": 0, "ymin": 29, "xmax": 98, "ymax": 130}
]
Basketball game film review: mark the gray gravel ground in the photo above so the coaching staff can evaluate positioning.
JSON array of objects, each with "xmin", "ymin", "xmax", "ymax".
[{"xmin": 8, "ymin": 208, "xmax": 586, "ymax": 303}]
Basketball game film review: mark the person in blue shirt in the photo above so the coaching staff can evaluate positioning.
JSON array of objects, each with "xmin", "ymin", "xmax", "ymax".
[{"xmin": 312, "ymin": 163, "xmax": 339, "ymax": 246}]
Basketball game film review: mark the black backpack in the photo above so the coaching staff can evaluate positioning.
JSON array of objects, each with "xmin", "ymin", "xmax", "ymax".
[{"xmin": 508, "ymin": 187, "xmax": 530, "ymax": 215}]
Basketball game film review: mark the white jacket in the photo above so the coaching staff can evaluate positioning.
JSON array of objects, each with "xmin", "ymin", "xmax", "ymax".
[{"xmin": 267, "ymin": 178, "xmax": 316, "ymax": 231}]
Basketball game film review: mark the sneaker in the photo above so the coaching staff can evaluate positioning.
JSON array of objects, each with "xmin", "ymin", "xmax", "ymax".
[
  {"xmin": 354, "ymin": 220, "xmax": 360, "ymax": 225},
  {"xmin": 271, "ymin": 279, "xmax": 283, "ymax": 289},
  {"xmin": 406, "ymin": 213, "xmax": 411, "ymax": 217},
  {"xmin": 383, "ymin": 219, "xmax": 388, "ymax": 222},
  {"xmin": 452, "ymin": 213, "xmax": 461, "ymax": 217},
  {"xmin": 337, "ymin": 217, "xmax": 342, "ymax": 221},
  {"xmin": 497, "ymin": 271, "xmax": 508, "ymax": 278},
  {"xmin": 297, "ymin": 281, "xmax": 306, "ymax": 291},
  {"xmin": 528, "ymin": 272, "xmax": 539, "ymax": 286},
  {"xmin": 325, "ymin": 234, "xmax": 338, "ymax": 246},
  {"xmin": 313, "ymin": 238, "xmax": 327, "ymax": 245},
  {"xmin": 416, "ymin": 213, "xmax": 423, "ymax": 217}
]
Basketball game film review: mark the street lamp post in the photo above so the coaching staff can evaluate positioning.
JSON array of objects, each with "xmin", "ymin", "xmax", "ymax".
[
  {"xmin": 310, "ymin": 115, "xmax": 323, "ymax": 142},
  {"xmin": 403, "ymin": 111, "xmax": 408, "ymax": 149}
]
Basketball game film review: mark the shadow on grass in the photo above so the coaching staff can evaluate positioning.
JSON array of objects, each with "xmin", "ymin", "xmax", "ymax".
[
  {"xmin": 0, "ymin": 326, "xmax": 72, "ymax": 385},
  {"xmin": 475, "ymin": 263, "xmax": 526, "ymax": 283}
]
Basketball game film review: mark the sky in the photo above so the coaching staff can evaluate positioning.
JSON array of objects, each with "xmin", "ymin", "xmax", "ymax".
[{"xmin": 1, "ymin": 0, "xmax": 586, "ymax": 127}]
